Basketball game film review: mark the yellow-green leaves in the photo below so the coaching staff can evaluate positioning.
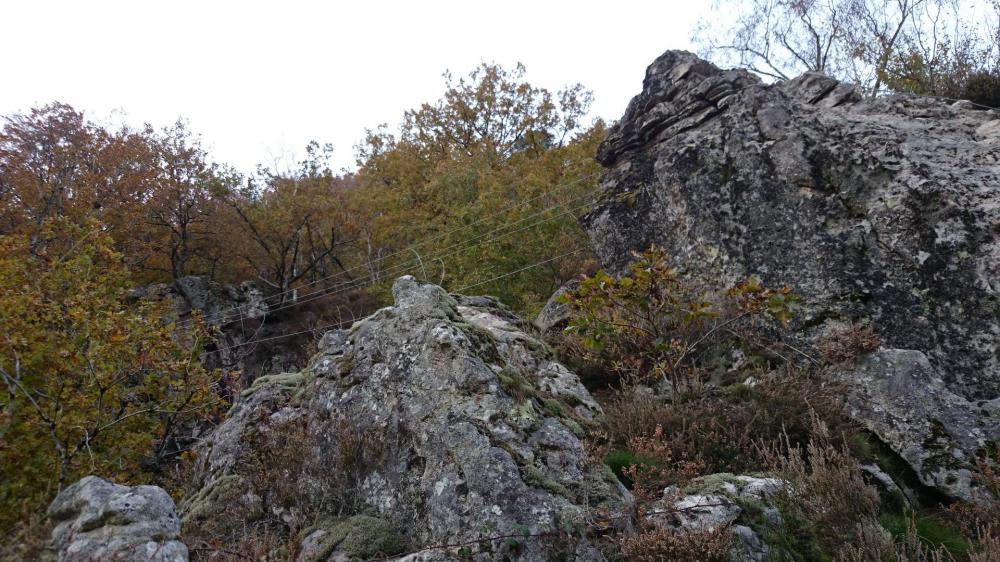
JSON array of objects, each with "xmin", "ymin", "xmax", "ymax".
[
  {"xmin": 561, "ymin": 246, "xmax": 797, "ymax": 389},
  {"xmin": 0, "ymin": 218, "xmax": 220, "ymax": 532}
]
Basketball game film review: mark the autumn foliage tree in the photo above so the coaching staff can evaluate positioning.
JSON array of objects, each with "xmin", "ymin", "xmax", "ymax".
[
  {"xmin": 0, "ymin": 218, "xmax": 219, "ymax": 532},
  {"xmin": 224, "ymin": 143, "xmax": 361, "ymax": 305},
  {"xmin": 351, "ymin": 62, "xmax": 603, "ymax": 311},
  {"xmin": 143, "ymin": 121, "xmax": 237, "ymax": 281},
  {"xmin": 0, "ymin": 105, "xmax": 240, "ymax": 281},
  {"xmin": 0, "ymin": 103, "xmax": 156, "ymax": 254},
  {"xmin": 561, "ymin": 246, "xmax": 799, "ymax": 391}
]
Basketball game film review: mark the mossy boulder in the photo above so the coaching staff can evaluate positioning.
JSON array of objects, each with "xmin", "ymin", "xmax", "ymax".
[{"xmin": 297, "ymin": 515, "xmax": 406, "ymax": 561}]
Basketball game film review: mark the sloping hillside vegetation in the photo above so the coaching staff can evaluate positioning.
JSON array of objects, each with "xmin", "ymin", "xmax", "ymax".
[{"xmin": 3, "ymin": 2, "xmax": 1000, "ymax": 558}]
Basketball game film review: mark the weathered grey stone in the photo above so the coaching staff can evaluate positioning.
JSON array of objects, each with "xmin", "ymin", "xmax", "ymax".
[
  {"xmin": 183, "ymin": 276, "xmax": 626, "ymax": 561},
  {"xmin": 48, "ymin": 476, "xmax": 187, "ymax": 562},
  {"xmin": 130, "ymin": 275, "xmax": 267, "ymax": 328},
  {"xmin": 649, "ymin": 474, "xmax": 786, "ymax": 562},
  {"xmin": 533, "ymin": 280, "xmax": 579, "ymax": 336},
  {"xmin": 585, "ymin": 50, "xmax": 1000, "ymax": 403},
  {"xmin": 132, "ymin": 275, "xmax": 311, "ymax": 387},
  {"xmin": 835, "ymin": 349, "xmax": 1000, "ymax": 501}
]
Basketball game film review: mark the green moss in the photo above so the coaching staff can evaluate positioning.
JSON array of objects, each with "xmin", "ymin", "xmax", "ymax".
[
  {"xmin": 559, "ymin": 392, "xmax": 583, "ymax": 408},
  {"xmin": 682, "ymin": 473, "xmax": 741, "ymax": 496},
  {"xmin": 604, "ymin": 450, "xmax": 660, "ymax": 490},
  {"xmin": 600, "ymin": 463, "xmax": 620, "ymax": 486},
  {"xmin": 499, "ymin": 367, "xmax": 536, "ymax": 400},
  {"xmin": 560, "ymin": 417, "xmax": 586, "ymax": 439},
  {"xmin": 542, "ymin": 398, "xmax": 565, "ymax": 417},
  {"xmin": 306, "ymin": 515, "xmax": 406, "ymax": 560},
  {"xmin": 921, "ymin": 418, "xmax": 967, "ymax": 472},
  {"xmin": 541, "ymin": 479, "xmax": 571, "ymax": 498},
  {"xmin": 453, "ymin": 320, "xmax": 502, "ymax": 362},
  {"xmin": 521, "ymin": 464, "xmax": 572, "ymax": 499},
  {"xmin": 521, "ymin": 464, "xmax": 545, "ymax": 486},
  {"xmin": 180, "ymin": 474, "xmax": 244, "ymax": 523},
  {"xmin": 242, "ymin": 370, "xmax": 310, "ymax": 398}
]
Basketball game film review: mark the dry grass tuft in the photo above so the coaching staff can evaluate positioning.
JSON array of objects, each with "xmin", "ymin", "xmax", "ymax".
[
  {"xmin": 818, "ymin": 321, "xmax": 881, "ymax": 365},
  {"xmin": 618, "ymin": 526, "xmax": 733, "ymax": 562}
]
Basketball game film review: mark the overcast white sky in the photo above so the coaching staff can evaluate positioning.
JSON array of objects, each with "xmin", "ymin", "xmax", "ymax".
[{"xmin": 0, "ymin": 1, "xmax": 704, "ymax": 173}]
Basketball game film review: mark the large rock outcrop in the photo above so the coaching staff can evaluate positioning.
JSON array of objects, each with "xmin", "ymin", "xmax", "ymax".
[
  {"xmin": 182, "ymin": 276, "xmax": 626, "ymax": 561},
  {"xmin": 48, "ymin": 476, "xmax": 188, "ymax": 562},
  {"xmin": 131, "ymin": 276, "xmax": 304, "ymax": 383},
  {"xmin": 584, "ymin": 50, "xmax": 1000, "ymax": 498}
]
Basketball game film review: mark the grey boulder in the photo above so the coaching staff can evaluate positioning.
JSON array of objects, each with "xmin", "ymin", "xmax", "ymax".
[
  {"xmin": 183, "ymin": 276, "xmax": 626, "ymax": 561},
  {"xmin": 583, "ymin": 49, "xmax": 1000, "ymax": 499},
  {"xmin": 585, "ymin": 50, "xmax": 1000, "ymax": 401},
  {"xmin": 835, "ymin": 349, "xmax": 1000, "ymax": 501},
  {"xmin": 48, "ymin": 476, "xmax": 187, "ymax": 562}
]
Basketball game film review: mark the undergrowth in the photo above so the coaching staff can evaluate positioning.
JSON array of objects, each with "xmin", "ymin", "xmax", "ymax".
[{"xmin": 555, "ymin": 247, "xmax": 1000, "ymax": 561}]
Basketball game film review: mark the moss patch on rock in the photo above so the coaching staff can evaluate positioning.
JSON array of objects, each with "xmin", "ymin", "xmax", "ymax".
[
  {"xmin": 180, "ymin": 474, "xmax": 244, "ymax": 523},
  {"xmin": 304, "ymin": 515, "xmax": 406, "ymax": 560}
]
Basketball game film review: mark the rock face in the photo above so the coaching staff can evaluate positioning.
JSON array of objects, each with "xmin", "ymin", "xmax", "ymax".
[
  {"xmin": 130, "ymin": 275, "xmax": 268, "ymax": 329},
  {"xmin": 584, "ymin": 50, "xmax": 1000, "ymax": 498},
  {"xmin": 585, "ymin": 50, "xmax": 1000, "ymax": 401},
  {"xmin": 533, "ymin": 280, "xmax": 579, "ymax": 336},
  {"xmin": 836, "ymin": 349, "xmax": 1000, "ymax": 500},
  {"xmin": 131, "ymin": 276, "xmax": 308, "ymax": 385},
  {"xmin": 183, "ymin": 276, "xmax": 626, "ymax": 561},
  {"xmin": 48, "ymin": 476, "xmax": 187, "ymax": 562}
]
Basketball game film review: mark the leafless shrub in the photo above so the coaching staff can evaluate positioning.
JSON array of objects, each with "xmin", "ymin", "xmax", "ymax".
[
  {"xmin": 622, "ymin": 425, "xmax": 706, "ymax": 503},
  {"xmin": 970, "ymin": 531, "xmax": 1000, "ymax": 562},
  {"xmin": 618, "ymin": 526, "xmax": 733, "ymax": 562},
  {"xmin": 836, "ymin": 518, "xmax": 954, "ymax": 562},
  {"xmin": 818, "ymin": 321, "xmax": 881, "ymax": 365},
  {"xmin": 604, "ymin": 368, "xmax": 852, "ymax": 475},
  {"xmin": 950, "ymin": 448, "xmax": 1000, "ymax": 557},
  {"xmin": 764, "ymin": 415, "xmax": 880, "ymax": 554},
  {"xmin": 0, "ymin": 512, "xmax": 51, "ymax": 562}
]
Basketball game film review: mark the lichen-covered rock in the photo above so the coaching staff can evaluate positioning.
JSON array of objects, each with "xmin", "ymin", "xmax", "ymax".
[
  {"xmin": 585, "ymin": 50, "xmax": 1000, "ymax": 402},
  {"xmin": 183, "ymin": 276, "xmax": 626, "ymax": 561},
  {"xmin": 533, "ymin": 280, "xmax": 579, "ymax": 337},
  {"xmin": 835, "ymin": 349, "xmax": 1000, "ymax": 501},
  {"xmin": 648, "ymin": 474, "xmax": 785, "ymax": 562},
  {"xmin": 48, "ymin": 476, "xmax": 188, "ymax": 562},
  {"xmin": 129, "ymin": 275, "xmax": 267, "ymax": 328},
  {"xmin": 584, "ymin": 49, "xmax": 1000, "ymax": 499}
]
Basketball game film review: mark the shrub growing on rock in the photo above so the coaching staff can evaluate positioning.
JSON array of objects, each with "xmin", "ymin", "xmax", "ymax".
[
  {"xmin": 763, "ymin": 416, "xmax": 884, "ymax": 559},
  {"xmin": 617, "ymin": 525, "xmax": 733, "ymax": 562},
  {"xmin": 560, "ymin": 245, "xmax": 799, "ymax": 392}
]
